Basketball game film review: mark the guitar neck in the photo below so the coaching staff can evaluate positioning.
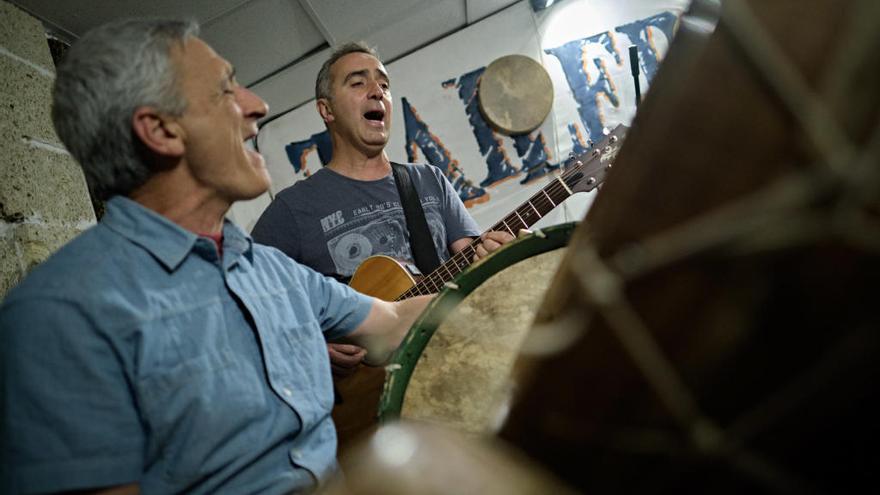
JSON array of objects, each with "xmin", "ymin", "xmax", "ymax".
[
  {"xmin": 395, "ymin": 172, "xmax": 576, "ymax": 300},
  {"xmin": 394, "ymin": 124, "xmax": 627, "ymax": 301}
]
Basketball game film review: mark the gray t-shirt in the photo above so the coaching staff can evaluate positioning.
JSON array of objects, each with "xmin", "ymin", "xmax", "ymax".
[{"xmin": 252, "ymin": 163, "xmax": 480, "ymax": 282}]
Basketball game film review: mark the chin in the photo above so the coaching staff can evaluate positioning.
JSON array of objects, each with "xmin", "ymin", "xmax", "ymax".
[
  {"xmin": 238, "ymin": 173, "xmax": 272, "ymax": 201},
  {"xmin": 234, "ymin": 185, "xmax": 270, "ymax": 203},
  {"xmin": 365, "ymin": 135, "xmax": 390, "ymax": 148}
]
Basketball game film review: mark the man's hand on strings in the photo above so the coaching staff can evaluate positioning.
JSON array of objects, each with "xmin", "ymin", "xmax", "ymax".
[{"xmin": 472, "ymin": 230, "xmax": 518, "ymax": 262}]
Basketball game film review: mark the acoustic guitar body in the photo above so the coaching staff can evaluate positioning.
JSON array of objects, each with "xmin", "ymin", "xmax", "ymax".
[
  {"xmin": 332, "ymin": 255, "xmax": 417, "ymax": 456},
  {"xmin": 347, "ymin": 255, "xmax": 417, "ymax": 301}
]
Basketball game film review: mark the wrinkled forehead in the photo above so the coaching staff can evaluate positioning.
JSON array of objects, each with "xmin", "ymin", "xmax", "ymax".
[
  {"xmin": 171, "ymin": 37, "xmax": 232, "ymax": 86},
  {"xmin": 331, "ymin": 52, "xmax": 389, "ymax": 84},
  {"xmin": 172, "ymin": 37, "xmax": 223, "ymax": 67}
]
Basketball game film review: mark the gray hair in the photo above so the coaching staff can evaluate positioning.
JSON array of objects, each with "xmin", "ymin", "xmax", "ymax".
[
  {"xmin": 315, "ymin": 41, "xmax": 381, "ymax": 101},
  {"xmin": 52, "ymin": 18, "xmax": 199, "ymax": 201}
]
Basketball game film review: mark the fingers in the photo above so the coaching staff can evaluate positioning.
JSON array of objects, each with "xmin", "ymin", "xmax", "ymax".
[
  {"xmin": 328, "ymin": 343, "xmax": 367, "ymax": 378},
  {"xmin": 483, "ymin": 230, "xmax": 515, "ymax": 245},
  {"xmin": 472, "ymin": 230, "xmax": 517, "ymax": 262},
  {"xmin": 473, "ymin": 243, "xmax": 489, "ymax": 262},
  {"xmin": 328, "ymin": 345, "xmax": 367, "ymax": 364},
  {"xmin": 328, "ymin": 342, "xmax": 365, "ymax": 355},
  {"xmin": 480, "ymin": 231, "xmax": 514, "ymax": 253},
  {"xmin": 481, "ymin": 236, "xmax": 503, "ymax": 253}
]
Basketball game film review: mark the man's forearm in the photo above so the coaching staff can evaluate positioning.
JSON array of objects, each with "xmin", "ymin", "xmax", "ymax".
[{"xmin": 347, "ymin": 295, "xmax": 433, "ymax": 365}]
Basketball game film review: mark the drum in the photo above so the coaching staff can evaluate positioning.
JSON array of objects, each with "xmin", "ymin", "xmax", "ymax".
[
  {"xmin": 378, "ymin": 222, "xmax": 576, "ymax": 433},
  {"xmin": 479, "ymin": 54, "xmax": 554, "ymax": 135},
  {"xmin": 498, "ymin": 0, "xmax": 880, "ymax": 494},
  {"xmin": 325, "ymin": 421, "xmax": 580, "ymax": 495}
]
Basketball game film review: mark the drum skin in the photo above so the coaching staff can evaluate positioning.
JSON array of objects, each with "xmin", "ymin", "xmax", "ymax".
[
  {"xmin": 378, "ymin": 223, "xmax": 576, "ymax": 430},
  {"xmin": 478, "ymin": 54, "xmax": 554, "ymax": 135}
]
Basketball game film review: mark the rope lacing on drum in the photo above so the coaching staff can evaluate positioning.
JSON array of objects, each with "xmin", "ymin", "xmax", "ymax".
[{"xmin": 538, "ymin": 1, "xmax": 880, "ymax": 493}]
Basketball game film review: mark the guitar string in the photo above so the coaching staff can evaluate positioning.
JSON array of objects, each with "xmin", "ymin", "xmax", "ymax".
[
  {"xmin": 396, "ymin": 173, "xmax": 578, "ymax": 299},
  {"xmin": 402, "ymin": 179, "xmax": 569, "ymax": 297},
  {"xmin": 402, "ymin": 167, "xmax": 593, "ymax": 297}
]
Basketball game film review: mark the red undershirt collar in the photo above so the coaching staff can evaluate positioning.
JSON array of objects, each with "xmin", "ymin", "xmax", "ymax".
[{"xmin": 198, "ymin": 232, "xmax": 223, "ymax": 258}]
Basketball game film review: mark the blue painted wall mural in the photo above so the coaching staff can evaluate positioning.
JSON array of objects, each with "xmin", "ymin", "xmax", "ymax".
[
  {"xmin": 450, "ymin": 67, "xmax": 520, "ymax": 189},
  {"xmin": 401, "ymin": 97, "xmax": 488, "ymax": 206},
  {"xmin": 285, "ymin": 130, "xmax": 332, "ymax": 177},
  {"xmin": 545, "ymin": 11, "xmax": 676, "ymax": 144}
]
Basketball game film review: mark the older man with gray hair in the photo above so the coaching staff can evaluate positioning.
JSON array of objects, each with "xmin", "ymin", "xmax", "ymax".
[{"xmin": 0, "ymin": 18, "xmax": 431, "ymax": 495}]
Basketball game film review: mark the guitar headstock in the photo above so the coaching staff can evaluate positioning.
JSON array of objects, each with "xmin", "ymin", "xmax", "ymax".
[{"xmin": 561, "ymin": 124, "xmax": 629, "ymax": 194}]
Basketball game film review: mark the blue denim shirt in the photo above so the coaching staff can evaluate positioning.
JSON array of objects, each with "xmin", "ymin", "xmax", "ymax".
[{"xmin": 0, "ymin": 196, "xmax": 373, "ymax": 494}]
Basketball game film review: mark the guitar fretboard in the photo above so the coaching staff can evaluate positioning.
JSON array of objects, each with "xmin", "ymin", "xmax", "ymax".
[{"xmin": 395, "ymin": 167, "xmax": 583, "ymax": 300}]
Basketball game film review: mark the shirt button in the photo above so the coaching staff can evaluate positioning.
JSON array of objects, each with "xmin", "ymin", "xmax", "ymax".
[
  {"xmin": 283, "ymin": 388, "xmax": 293, "ymax": 397},
  {"xmin": 291, "ymin": 450, "xmax": 302, "ymax": 460}
]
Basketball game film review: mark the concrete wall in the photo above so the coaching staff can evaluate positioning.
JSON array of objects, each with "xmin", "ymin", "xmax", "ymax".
[{"xmin": 0, "ymin": 0, "xmax": 95, "ymax": 299}]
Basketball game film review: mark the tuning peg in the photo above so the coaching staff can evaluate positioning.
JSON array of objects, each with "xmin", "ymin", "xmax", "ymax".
[{"xmin": 609, "ymin": 135, "xmax": 618, "ymax": 143}]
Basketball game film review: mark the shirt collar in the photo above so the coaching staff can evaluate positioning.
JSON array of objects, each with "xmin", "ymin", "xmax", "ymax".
[
  {"xmin": 223, "ymin": 218, "xmax": 254, "ymax": 265},
  {"xmin": 102, "ymin": 196, "xmax": 253, "ymax": 271}
]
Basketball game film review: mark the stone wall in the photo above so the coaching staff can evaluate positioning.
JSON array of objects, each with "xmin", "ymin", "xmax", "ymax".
[{"xmin": 0, "ymin": 0, "xmax": 95, "ymax": 299}]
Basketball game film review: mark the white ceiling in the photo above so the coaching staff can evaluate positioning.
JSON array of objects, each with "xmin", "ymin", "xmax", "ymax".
[{"xmin": 11, "ymin": 0, "xmax": 523, "ymax": 119}]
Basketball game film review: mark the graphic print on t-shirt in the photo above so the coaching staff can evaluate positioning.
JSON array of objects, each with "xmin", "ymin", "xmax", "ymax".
[{"xmin": 324, "ymin": 197, "xmax": 447, "ymax": 277}]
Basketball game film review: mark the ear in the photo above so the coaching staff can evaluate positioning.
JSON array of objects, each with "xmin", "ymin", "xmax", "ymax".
[
  {"xmin": 316, "ymin": 98, "xmax": 334, "ymax": 124},
  {"xmin": 131, "ymin": 106, "xmax": 185, "ymax": 158}
]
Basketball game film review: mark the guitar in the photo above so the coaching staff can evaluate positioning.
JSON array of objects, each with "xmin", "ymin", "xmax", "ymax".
[
  {"xmin": 348, "ymin": 124, "xmax": 628, "ymax": 299},
  {"xmin": 331, "ymin": 124, "xmax": 628, "ymax": 451}
]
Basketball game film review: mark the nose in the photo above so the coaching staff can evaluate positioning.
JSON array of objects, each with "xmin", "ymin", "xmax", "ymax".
[
  {"xmin": 367, "ymin": 80, "xmax": 385, "ymax": 100},
  {"xmin": 237, "ymin": 87, "xmax": 269, "ymax": 120}
]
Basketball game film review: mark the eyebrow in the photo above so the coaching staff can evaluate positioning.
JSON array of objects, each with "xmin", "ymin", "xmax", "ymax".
[
  {"xmin": 342, "ymin": 68, "xmax": 390, "ymax": 84},
  {"xmin": 218, "ymin": 65, "xmax": 237, "ymax": 88}
]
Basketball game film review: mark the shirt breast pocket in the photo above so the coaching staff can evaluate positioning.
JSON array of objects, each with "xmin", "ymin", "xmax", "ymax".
[{"xmin": 137, "ymin": 349, "xmax": 268, "ymax": 483}]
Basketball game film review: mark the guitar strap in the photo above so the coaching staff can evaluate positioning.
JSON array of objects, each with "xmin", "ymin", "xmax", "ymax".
[{"xmin": 391, "ymin": 163, "xmax": 441, "ymax": 275}]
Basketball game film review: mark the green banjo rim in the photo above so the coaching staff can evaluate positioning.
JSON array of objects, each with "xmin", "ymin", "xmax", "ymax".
[{"xmin": 377, "ymin": 222, "xmax": 578, "ymax": 422}]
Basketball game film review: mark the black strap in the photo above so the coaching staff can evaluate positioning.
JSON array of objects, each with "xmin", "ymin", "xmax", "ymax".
[{"xmin": 391, "ymin": 163, "xmax": 441, "ymax": 275}]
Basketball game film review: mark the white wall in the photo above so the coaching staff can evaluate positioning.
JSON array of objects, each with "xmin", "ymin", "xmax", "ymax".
[{"xmin": 230, "ymin": 0, "xmax": 689, "ymax": 232}]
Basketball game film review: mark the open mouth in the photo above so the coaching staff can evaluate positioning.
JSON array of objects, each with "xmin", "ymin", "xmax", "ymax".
[{"xmin": 363, "ymin": 110, "xmax": 385, "ymax": 122}]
